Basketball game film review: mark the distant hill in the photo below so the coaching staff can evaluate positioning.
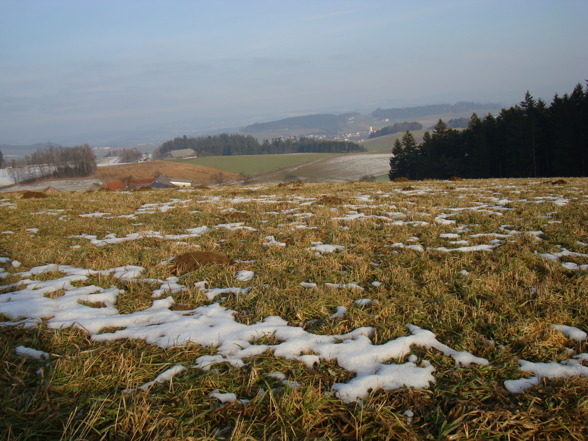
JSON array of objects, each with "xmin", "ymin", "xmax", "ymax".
[
  {"xmin": 371, "ymin": 102, "xmax": 500, "ymax": 120},
  {"xmin": 238, "ymin": 104, "xmax": 501, "ymax": 142},
  {"xmin": 0, "ymin": 142, "xmax": 62, "ymax": 160},
  {"xmin": 241, "ymin": 114, "xmax": 354, "ymax": 134}
]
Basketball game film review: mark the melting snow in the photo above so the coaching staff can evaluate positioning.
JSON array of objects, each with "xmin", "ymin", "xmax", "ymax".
[
  {"xmin": 552, "ymin": 324, "xmax": 587, "ymax": 342},
  {"xmin": 15, "ymin": 345, "xmax": 50, "ymax": 360},
  {"xmin": 0, "ymin": 262, "xmax": 489, "ymax": 403}
]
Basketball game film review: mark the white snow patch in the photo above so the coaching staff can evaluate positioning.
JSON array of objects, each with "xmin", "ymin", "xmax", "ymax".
[
  {"xmin": 236, "ymin": 270, "xmax": 254, "ymax": 282},
  {"xmin": 209, "ymin": 390, "xmax": 239, "ymax": 403},
  {"xmin": 1, "ymin": 261, "xmax": 489, "ymax": 403},
  {"xmin": 552, "ymin": 324, "xmax": 587, "ymax": 342},
  {"xmin": 15, "ymin": 345, "xmax": 50, "ymax": 360},
  {"xmin": 330, "ymin": 306, "xmax": 347, "ymax": 319},
  {"xmin": 307, "ymin": 244, "xmax": 344, "ymax": 254},
  {"xmin": 263, "ymin": 235, "xmax": 286, "ymax": 247},
  {"xmin": 139, "ymin": 365, "xmax": 186, "ymax": 391}
]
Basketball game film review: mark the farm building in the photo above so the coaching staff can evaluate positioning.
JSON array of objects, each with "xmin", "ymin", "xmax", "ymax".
[{"xmin": 164, "ymin": 149, "xmax": 197, "ymax": 159}]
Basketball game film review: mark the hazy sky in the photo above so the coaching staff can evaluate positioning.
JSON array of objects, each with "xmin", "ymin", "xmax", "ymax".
[{"xmin": 1, "ymin": 0, "xmax": 587, "ymax": 145}]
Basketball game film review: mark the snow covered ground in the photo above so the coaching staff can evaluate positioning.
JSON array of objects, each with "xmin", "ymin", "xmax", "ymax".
[
  {"xmin": 0, "ymin": 177, "xmax": 104, "ymax": 193},
  {"xmin": 1, "ymin": 179, "xmax": 587, "ymax": 407},
  {"xmin": 255, "ymin": 152, "xmax": 392, "ymax": 183},
  {"xmin": 0, "ymin": 169, "xmax": 15, "ymax": 187}
]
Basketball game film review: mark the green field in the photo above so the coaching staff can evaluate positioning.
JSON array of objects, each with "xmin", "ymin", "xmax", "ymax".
[
  {"xmin": 360, "ymin": 129, "xmax": 429, "ymax": 152},
  {"xmin": 174, "ymin": 153, "xmax": 335, "ymax": 176}
]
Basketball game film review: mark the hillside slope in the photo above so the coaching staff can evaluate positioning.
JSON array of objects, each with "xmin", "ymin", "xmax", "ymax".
[
  {"xmin": 251, "ymin": 152, "xmax": 392, "ymax": 183},
  {"xmin": 94, "ymin": 160, "xmax": 241, "ymax": 184},
  {"xmin": 361, "ymin": 130, "xmax": 429, "ymax": 152}
]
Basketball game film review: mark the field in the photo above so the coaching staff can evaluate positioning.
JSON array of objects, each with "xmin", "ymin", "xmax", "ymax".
[
  {"xmin": 177, "ymin": 152, "xmax": 393, "ymax": 184},
  {"xmin": 1, "ymin": 178, "xmax": 587, "ymax": 440},
  {"xmin": 250, "ymin": 153, "xmax": 393, "ymax": 183},
  {"xmin": 93, "ymin": 160, "xmax": 241, "ymax": 184},
  {"xmin": 176, "ymin": 153, "xmax": 336, "ymax": 176},
  {"xmin": 361, "ymin": 130, "xmax": 429, "ymax": 153}
]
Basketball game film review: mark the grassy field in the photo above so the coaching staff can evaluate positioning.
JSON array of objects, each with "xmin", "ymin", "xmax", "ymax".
[
  {"xmin": 176, "ymin": 153, "xmax": 335, "ymax": 176},
  {"xmin": 250, "ymin": 153, "xmax": 392, "ymax": 184},
  {"xmin": 1, "ymin": 178, "xmax": 587, "ymax": 440},
  {"xmin": 94, "ymin": 160, "xmax": 241, "ymax": 184},
  {"xmin": 360, "ymin": 130, "xmax": 429, "ymax": 153}
]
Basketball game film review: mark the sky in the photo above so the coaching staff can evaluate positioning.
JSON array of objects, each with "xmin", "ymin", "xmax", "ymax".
[{"xmin": 0, "ymin": 0, "xmax": 587, "ymax": 146}]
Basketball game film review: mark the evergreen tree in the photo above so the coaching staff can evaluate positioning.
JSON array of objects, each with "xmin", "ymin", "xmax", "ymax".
[
  {"xmin": 389, "ymin": 131, "xmax": 419, "ymax": 179},
  {"xmin": 387, "ymin": 83, "xmax": 588, "ymax": 179}
]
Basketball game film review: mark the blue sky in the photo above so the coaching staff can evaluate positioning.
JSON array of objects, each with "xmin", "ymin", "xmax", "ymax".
[{"xmin": 1, "ymin": 0, "xmax": 586, "ymax": 145}]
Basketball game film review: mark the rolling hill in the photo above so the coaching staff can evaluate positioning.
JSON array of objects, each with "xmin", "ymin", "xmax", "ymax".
[{"xmin": 93, "ymin": 160, "xmax": 241, "ymax": 184}]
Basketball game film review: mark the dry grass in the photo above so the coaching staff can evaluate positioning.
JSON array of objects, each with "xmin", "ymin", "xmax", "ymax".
[
  {"xmin": 1, "ymin": 178, "xmax": 587, "ymax": 440},
  {"xmin": 170, "ymin": 251, "xmax": 231, "ymax": 276},
  {"xmin": 93, "ymin": 160, "xmax": 241, "ymax": 184}
]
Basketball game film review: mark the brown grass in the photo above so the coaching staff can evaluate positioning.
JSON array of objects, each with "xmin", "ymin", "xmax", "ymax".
[
  {"xmin": 20, "ymin": 191, "xmax": 48, "ymax": 199},
  {"xmin": 317, "ymin": 195, "xmax": 343, "ymax": 205},
  {"xmin": 1, "ymin": 178, "xmax": 587, "ymax": 440},
  {"xmin": 93, "ymin": 160, "xmax": 241, "ymax": 184},
  {"xmin": 551, "ymin": 179, "xmax": 568, "ymax": 185},
  {"xmin": 171, "ymin": 251, "xmax": 231, "ymax": 275}
]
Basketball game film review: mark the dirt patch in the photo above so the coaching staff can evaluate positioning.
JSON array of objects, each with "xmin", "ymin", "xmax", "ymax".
[
  {"xmin": 277, "ymin": 181, "xmax": 304, "ymax": 189},
  {"xmin": 401, "ymin": 186, "xmax": 417, "ymax": 191},
  {"xmin": 551, "ymin": 179, "xmax": 568, "ymax": 185},
  {"xmin": 318, "ymin": 195, "xmax": 343, "ymax": 205},
  {"xmin": 21, "ymin": 191, "xmax": 48, "ymax": 199},
  {"xmin": 171, "ymin": 251, "xmax": 231, "ymax": 275},
  {"xmin": 170, "ymin": 304, "xmax": 194, "ymax": 311}
]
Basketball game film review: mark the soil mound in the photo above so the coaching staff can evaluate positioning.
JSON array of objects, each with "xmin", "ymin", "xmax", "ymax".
[
  {"xmin": 318, "ymin": 195, "xmax": 343, "ymax": 205},
  {"xmin": 551, "ymin": 179, "xmax": 568, "ymax": 185},
  {"xmin": 21, "ymin": 191, "xmax": 48, "ymax": 199},
  {"xmin": 171, "ymin": 251, "xmax": 231, "ymax": 275},
  {"xmin": 95, "ymin": 161, "xmax": 240, "ymax": 186}
]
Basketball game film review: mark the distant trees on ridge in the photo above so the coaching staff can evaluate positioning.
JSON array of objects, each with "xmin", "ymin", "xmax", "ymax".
[
  {"xmin": 155, "ymin": 134, "xmax": 366, "ymax": 159},
  {"xmin": 390, "ymin": 83, "xmax": 588, "ymax": 180}
]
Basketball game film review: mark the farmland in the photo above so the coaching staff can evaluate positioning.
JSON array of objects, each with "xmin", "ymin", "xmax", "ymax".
[
  {"xmin": 93, "ymin": 160, "xmax": 241, "ymax": 184},
  {"xmin": 176, "ymin": 152, "xmax": 392, "ymax": 183},
  {"xmin": 176, "ymin": 153, "xmax": 336, "ymax": 176},
  {"xmin": 1, "ymin": 178, "xmax": 587, "ymax": 440},
  {"xmin": 361, "ymin": 130, "xmax": 429, "ymax": 153}
]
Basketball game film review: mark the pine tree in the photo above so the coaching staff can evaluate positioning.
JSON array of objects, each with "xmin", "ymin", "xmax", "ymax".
[{"xmin": 400, "ymin": 131, "xmax": 419, "ymax": 179}]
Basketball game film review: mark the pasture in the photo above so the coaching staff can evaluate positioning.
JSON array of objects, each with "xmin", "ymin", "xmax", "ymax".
[
  {"xmin": 0, "ymin": 178, "xmax": 587, "ymax": 440},
  {"xmin": 176, "ymin": 153, "xmax": 335, "ymax": 177}
]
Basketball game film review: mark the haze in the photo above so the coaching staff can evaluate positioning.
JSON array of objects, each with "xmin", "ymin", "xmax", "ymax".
[{"xmin": 1, "ymin": 0, "xmax": 586, "ymax": 146}]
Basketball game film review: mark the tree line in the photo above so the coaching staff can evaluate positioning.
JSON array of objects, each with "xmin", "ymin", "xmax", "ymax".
[
  {"xmin": 389, "ymin": 83, "xmax": 588, "ymax": 180},
  {"xmin": 155, "ymin": 134, "xmax": 366, "ymax": 159},
  {"xmin": 5, "ymin": 144, "xmax": 96, "ymax": 183},
  {"xmin": 373, "ymin": 102, "xmax": 499, "ymax": 120}
]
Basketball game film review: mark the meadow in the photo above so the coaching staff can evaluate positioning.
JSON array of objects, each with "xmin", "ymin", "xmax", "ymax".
[
  {"xmin": 176, "ymin": 153, "xmax": 335, "ymax": 177},
  {"xmin": 0, "ymin": 178, "xmax": 587, "ymax": 440}
]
